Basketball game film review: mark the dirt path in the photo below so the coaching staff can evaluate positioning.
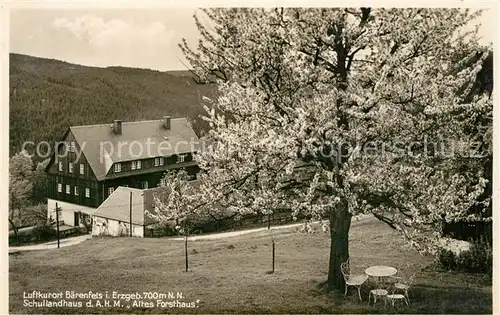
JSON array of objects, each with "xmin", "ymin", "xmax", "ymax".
[
  {"xmin": 9, "ymin": 215, "xmax": 375, "ymax": 251},
  {"xmin": 9, "ymin": 234, "xmax": 92, "ymax": 253},
  {"xmin": 173, "ymin": 214, "xmax": 374, "ymax": 241}
]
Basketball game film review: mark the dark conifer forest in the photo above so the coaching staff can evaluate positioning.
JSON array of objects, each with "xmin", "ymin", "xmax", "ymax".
[{"xmin": 9, "ymin": 53, "xmax": 216, "ymax": 159}]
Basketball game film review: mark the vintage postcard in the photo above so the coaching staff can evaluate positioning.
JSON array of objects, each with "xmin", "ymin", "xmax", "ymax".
[{"xmin": 2, "ymin": 0, "xmax": 498, "ymax": 314}]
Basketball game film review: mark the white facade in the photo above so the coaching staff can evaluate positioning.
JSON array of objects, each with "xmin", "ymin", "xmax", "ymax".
[
  {"xmin": 92, "ymin": 216, "xmax": 144, "ymax": 237},
  {"xmin": 47, "ymin": 198, "xmax": 95, "ymax": 227}
]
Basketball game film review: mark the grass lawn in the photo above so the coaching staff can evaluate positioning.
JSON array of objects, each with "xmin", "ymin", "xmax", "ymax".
[{"xmin": 9, "ymin": 217, "xmax": 492, "ymax": 314}]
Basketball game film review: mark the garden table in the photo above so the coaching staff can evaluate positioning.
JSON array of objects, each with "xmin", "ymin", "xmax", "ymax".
[{"xmin": 365, "ymin": 265, "xmax": 398, "ymax": 284}]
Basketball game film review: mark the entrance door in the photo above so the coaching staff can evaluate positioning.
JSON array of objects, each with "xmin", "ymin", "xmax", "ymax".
[{"xmin": 74, "ymin": 212, "xmax": 80, "ymax": 226}]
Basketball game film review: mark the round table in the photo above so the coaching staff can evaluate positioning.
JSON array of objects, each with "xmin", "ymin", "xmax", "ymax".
[{"xmin": 365, "ymin": 266, "xmax": 397, "ymax": 284}]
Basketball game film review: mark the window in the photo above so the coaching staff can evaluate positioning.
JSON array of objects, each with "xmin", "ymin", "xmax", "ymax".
[
  {"xmin": 114, "ymin": 163, "xmax": 121, "ymax": 173},
  {"xmin": 108, "ymin": 187, "xmax": 114, "ymax": 196},
  {"xmin": 57, "ymin": 183, "xmax": 62, "ymax": 193},
  {"xmin": 177, "ymin": 155, "xmax": 186, "ymax": 163},
  {"xmin": 74, "ymin": 186, "xmax": 79, "ymax": 196},
  {"xmin": 85, "ymin": 188, "xmax": 90, "ymax": 198},
  {"xmin": 154, "ymin": 157, "xmax": 165, "ymax": 166},
  {"xmin": 58, "ymin": 161, "xmax": 63, "ymax": 172},
  {"xmin": 132, "ymin": 160, "xmax": 142, "ymax": 170},
  {"xmin": 159, "ymin": 178, "xmax": 166, "ymax": 187},
  {"xmin": 66, "ymin": 185, "xmax": 70, "ymax": 194},
  {"xmin": 80, "ymin": 164, "xmax": 84, "ymax": 175},
  {"xmin": 68, "ymin": 141, "xmax": 75, "ymax": 152},
  {"xmin": 142, "ymin": 181, "xmax": 149, "ymax": 189},
  {"xmin": 69, "ymin": 163, "xmax": 73, "ymax": 173}
]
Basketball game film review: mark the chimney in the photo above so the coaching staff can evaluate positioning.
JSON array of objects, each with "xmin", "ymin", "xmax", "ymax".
[
  {"xmin": 113, "ymin": 120, "xmax": 122, "ymax": 135},
  {"xmin": 163, "ymin": 116, "xmax": 171, "ymax": 130}
]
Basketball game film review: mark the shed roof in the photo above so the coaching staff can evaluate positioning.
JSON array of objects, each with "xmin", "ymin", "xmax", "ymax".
[
  {"xmin": 92, "ymin": 186, "xmax": 158, "ymax": 226},
  {"xmin": 93, "ymin": 180, "xmax": 205, "ymax": 226}
]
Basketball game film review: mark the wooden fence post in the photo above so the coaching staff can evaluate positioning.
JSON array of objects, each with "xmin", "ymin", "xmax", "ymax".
[
  {"xmin": 272, "ymin": 241, "xmax": 275, "ymax": 273},
  {"xmin": 129, "ymin": 192, "xmax": 133, "ymax": 237}
]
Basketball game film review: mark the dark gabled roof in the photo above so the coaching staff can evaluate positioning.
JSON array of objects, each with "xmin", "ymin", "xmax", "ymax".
[
  {"xmin": 70, "ymin": 118, "xmax": 200, "ymax": 180},
  {"xmin": 92, "ymin": 186, "xmax": 158, "ymax": 226}
]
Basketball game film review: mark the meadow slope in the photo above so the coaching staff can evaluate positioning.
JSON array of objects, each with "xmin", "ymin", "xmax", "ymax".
[{"xmin": 9, "ymin": 217, "xmax": 492, "ymax": 314}]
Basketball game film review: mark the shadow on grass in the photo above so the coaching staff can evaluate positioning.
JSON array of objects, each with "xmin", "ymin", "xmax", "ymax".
[
  {"xmin": 312, "ymin": 277, "xmax": 491, "ymax": 314},
  {"xmin": 407, "ymin": 283, "xmax": 492, "ymax": 314}
]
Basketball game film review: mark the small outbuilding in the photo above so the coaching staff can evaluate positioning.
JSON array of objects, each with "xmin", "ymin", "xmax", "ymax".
[{"xmin": 92, "ymin": 186, "xmax": 158, "ymax": 237}]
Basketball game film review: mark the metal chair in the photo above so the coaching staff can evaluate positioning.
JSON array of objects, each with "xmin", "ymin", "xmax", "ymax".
[
  {"xmin": 341, "ymin": 259, "xmax": 369, "ymax": 301},
  {"xmin": 391, "ymin": 272, "xmax": 416, "ymax": 304},
  {"xmin": 386, "ymin": 291, "xmax": 409, "ymax": 307},
  {"xmin": 368, "ymin": 281, "xmax": 391, "ymax": 306}
]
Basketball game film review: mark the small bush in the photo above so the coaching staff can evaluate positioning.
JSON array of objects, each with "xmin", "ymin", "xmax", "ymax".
[
  {"xmin": 31, "ymin": 222, "xmax": 56, "ymax": 241},
  {"xmin": 457, "ymin": 236, "xmax": 492, "ymax": 274},
  {"xmin": 438, "ymin": 249, "xmax": 457, "ymax": 270},
  {"xmin": 145, "ymin": 225, "xmax": 177, "ymax": 237},
  {"xmin": 438, "ymin": 236, "xmax": 492, "ymax": 276}
]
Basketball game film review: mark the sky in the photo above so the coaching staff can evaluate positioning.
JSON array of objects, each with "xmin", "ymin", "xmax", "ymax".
[
  {"xmin": 10, "ymin": 8, "xmax": 200, "ymax": 71},
  {"xmin": 9, "ymin": 8, "xmax": 496, "ymax": 72}
]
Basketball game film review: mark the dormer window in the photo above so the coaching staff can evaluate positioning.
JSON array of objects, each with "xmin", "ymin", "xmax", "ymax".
[
  {"xmin": 114, "ymin": 163, "xmax": 122, "ymax": 173},
  {"xmin": 131, "ymin": 160, "xmax": 141, "ymax": 170},
  {"xmin": 177, "ymin": 154, "xmax": 186, "ymax": 163}
]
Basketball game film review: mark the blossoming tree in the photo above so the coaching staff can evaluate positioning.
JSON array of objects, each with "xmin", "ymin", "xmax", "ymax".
[
  {"xmin": 146, "ymin": 170, "xmax": 199, "ymax": 272},
  {"xmin": 173, "ymin": 8, "xmax": 491, "ymax": 291}
]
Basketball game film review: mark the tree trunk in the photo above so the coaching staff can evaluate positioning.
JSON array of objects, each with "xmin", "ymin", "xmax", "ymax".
[
  {"xmin": 18, "ymin": 206, "xmax": 22, "ymax": 224},
  {"xmin": 9, "ymin": 218, "xmax": 19, "ymax": 244},
  {"xmin": 327, "ymin": 202, "xmax": 352, "ymax": 292}
]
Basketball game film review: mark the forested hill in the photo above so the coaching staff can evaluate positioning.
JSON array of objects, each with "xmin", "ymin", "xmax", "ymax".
[{"xmin": 9, "ymin": 53, "xmax": 217, "ymax": 158}]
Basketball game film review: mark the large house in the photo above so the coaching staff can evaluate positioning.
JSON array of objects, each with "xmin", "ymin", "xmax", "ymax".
[{"xmin": 45, "ymin": 116, "xmax": 201, "ymax": 228}]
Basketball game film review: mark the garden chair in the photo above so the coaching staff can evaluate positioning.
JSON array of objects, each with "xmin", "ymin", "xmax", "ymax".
[
  {"xmin": 386, "ymin": 289, "xmax": 409, "ymax": 307},
  {"xmin": 341, "ymin": 259, "xmax": 369, "ymax": 301},
  {"xmin": 368, "ymin": 281, "xmax": 391, "ymax": 307},
  {"xmin": 390, "ymin": 272, "xmax": 416, "ymax": 304}
]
